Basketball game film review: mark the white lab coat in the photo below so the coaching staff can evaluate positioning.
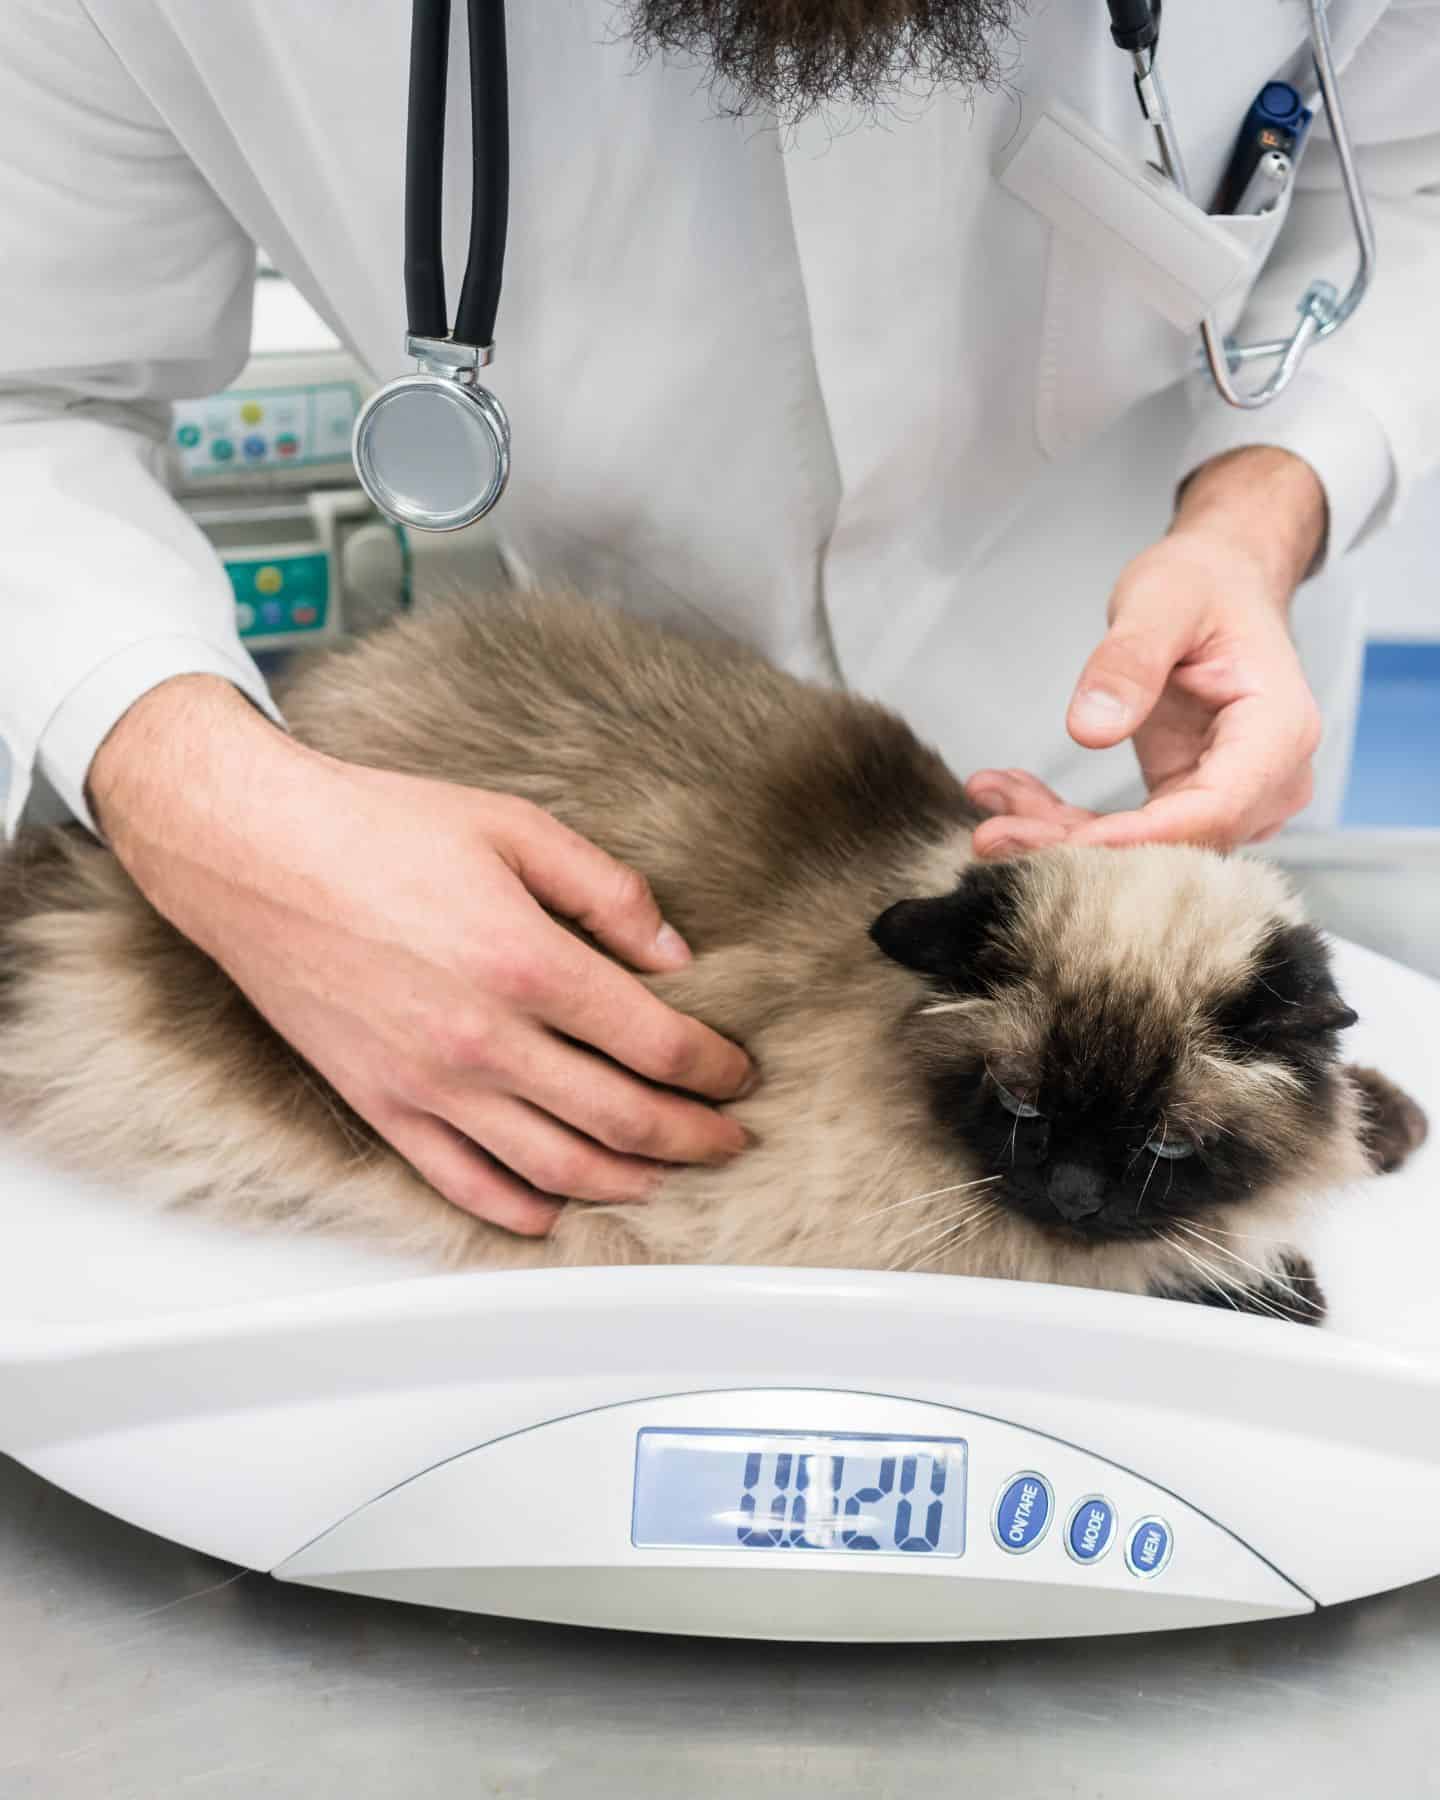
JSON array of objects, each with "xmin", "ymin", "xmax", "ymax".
[{"xmin": 1, "ymin": 0, "xmax": 1437, "ymax": 837}]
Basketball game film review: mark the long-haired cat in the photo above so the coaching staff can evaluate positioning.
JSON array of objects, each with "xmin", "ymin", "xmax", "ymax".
[{"xmin": 0, "ymin": 592, "xmax": 1426, "ymax": 1324}]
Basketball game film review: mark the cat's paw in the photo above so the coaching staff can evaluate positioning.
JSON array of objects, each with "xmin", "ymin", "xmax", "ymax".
[
  {"xmin": 1154, "ymin": 1248, "xmax": 1327, "ymax": 1327},
  {"xmin": 1349, "ymin": 1065, "xmax": 1430, "ymax": 1175}
]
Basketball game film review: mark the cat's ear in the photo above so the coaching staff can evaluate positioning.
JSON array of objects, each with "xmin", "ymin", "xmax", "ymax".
[
  {"xmin": 1218, "ymin": 923, "xmax": 1359, "ymax": 1048},
  {"xmin": 869, "ymin": 863, "xmax": 1022, "ymax": 987}
]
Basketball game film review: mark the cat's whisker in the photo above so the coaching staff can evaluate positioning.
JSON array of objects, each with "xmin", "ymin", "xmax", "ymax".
[
  {"xmin": 851, "ymin": 1174, "xmax": 1002, "ymax": 1229},
  {"xmin": 1160, "ymin": 1232, "xmax": 1259, "ymax": 1314},
  {"xmin": 882, "ymin": 1196, "xmax": 997, "ymax": 1255},
  {"xmin": 907, "ymin": 1205, "xmax": 1001, "ymax": 1273},
  {"xmin": 891, "ymin": 1200, "xmax": 1000, "ymax": 1271},
  {"xmin": 1134, "ymin": 1131, "xmax": 1164, "ymax": 1214},
  {"xmin": 1161, "ymin": 1233, "xmax": 1293, "ymax": 1324},
  {"xmin": 1171, "ymin": 1221, "xmax": 1322, "ymax": 1313}
]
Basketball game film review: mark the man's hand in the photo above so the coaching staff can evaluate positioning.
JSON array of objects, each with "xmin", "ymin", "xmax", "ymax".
[
  {"xmin": 90, "ymin": 677, "xmax": 756, "ymax": 1237},
  {"xmin": 967, "ymin": 447, "xmax": 1329, "ymax": 857}
]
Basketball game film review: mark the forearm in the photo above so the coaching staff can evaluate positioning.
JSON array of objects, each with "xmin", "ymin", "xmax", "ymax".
[
  {"xmin": 88, "ymin": 675, "xmax": 311, "ymax": 920},
  {"xmin": 0, "ymin": 415, "xmax": 282, "ymax": 840},
  {"xmin": 1172, "ymin": 446, "xmax": 1328, "ymax": 600}
]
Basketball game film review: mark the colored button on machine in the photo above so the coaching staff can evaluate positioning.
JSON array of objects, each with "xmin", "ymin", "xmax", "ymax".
[
  {"xmin": 1125, "ymin": 1516, "xmax": 1173, "ymax": 1579},
  {"xmin": 254, "ymin": 565, "xmax": 284, "ymax": 596},
  {"xmin": 239, "ymin": 400, "xmax": 265, "ymax": 425},
  {"xmin": 259, "ymin": 601, "xmax": 285, "ymax": 628},
  {"xmin": 993, "ymin": 1473, "xmax": 1052, "ymax": 1555},
  {"xmin": 234, "ymin": 602, "xmax": 256, "ymax": 633},
  {"xmin": 1065, "ymin": 1496, "xmax": 1117, "ymax": 1565},
  {"xmin": 210, "ymin": 438, "xmax": 235, "ymax": 462},
  {"xmin": 242, "ymin": 435, "xmax": 267, "ymax": 460},
  {"xmin": 291, "ymin": 604, "xmax": 319, "ymax": 627},
  {"xmin": 275, "ymin": 433, "xmax": 300, "ymax": 458},
  {"xmin": 176, "ymin": 422, "xmax": 201, "ymax": 449}
]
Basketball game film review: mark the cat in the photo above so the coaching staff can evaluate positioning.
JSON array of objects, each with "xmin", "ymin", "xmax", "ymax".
[{"xmin": 0, "ymin": 590, "xmax": 1426, "ymax": 1324}]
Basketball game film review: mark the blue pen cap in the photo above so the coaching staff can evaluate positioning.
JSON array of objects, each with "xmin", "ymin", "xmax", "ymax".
[{"xmin": 1256, "ymin": 81, "xmax": 1310, "ymax": 134}]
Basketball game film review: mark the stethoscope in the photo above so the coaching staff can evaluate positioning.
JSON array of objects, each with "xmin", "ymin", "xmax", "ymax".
[
  {"xmin": 1108, "ymin": 0, "xmax": 1376, "ymax": 411},
  {"xmin": 353, "ymin": 0, "xmax": 1376, "ymax": 533},
  {"xmin": 352, "ymin": 0, "xmax": 512, "ymax": 533}
]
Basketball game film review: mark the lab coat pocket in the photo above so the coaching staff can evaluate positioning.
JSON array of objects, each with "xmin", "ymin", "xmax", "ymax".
[{"xmin": 1035, "ymin": 186, "xmax": 1294, "ymax": 461}]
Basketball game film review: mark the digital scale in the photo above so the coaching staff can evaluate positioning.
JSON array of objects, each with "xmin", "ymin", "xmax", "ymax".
[{"xmin": 1, "ymin": 935, "xmax": 1437, "ymax": 1643}]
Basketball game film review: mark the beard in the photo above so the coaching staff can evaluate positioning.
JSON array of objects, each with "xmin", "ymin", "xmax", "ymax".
[{"xmin": 617, "ymin": 0, "xmax": 1024, "ymax": 122}]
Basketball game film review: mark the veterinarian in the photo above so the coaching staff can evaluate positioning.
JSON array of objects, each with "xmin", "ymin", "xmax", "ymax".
[{"xmin": 2, "ymin": 1, "xmax": 1437, "ymax": 1234}]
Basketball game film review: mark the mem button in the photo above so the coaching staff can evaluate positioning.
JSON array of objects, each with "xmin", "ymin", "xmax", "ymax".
[
  {"xmin": 1125, "ymin": 1516, "xmax": 1173, "ymax": 1579},
  {"xmin": 992, "ymin": 1472, "xmax": 1053, "ymax": 1555}
]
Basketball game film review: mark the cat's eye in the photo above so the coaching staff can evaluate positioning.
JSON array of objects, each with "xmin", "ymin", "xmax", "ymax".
[
  {"xmin": 991, "ymin": 1075, "xmax": 1044, "ymax": 1120},
  {"xmin": 1145, "ymin": 1132, "xmax": 1196, "ymax": 1161}
]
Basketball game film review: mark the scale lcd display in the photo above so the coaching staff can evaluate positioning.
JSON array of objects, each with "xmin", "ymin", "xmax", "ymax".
[{"xmin": 632, "ymin": 1429, "xmax": 967, "ymax": 1557}]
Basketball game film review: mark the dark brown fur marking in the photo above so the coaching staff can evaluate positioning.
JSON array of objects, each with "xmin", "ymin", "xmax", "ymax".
[{"xmin": 1350, "ymin": 1064, "xmax": 1431, "ymax": 1174}]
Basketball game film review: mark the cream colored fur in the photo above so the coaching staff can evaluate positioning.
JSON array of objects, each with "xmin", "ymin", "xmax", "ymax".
[{"xmin": 0, "ymin": 592, "xmax": 1376, "ymax": 1306}]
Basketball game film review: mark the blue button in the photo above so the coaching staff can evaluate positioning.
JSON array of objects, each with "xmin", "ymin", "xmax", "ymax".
[
  {"xmin": 242, "ymin": 434, "xmax": 267, "ymax": 460},
  {"xmin": 259, "ymin": 600, "xmax": 285, "ymax": 628},
  {"xmin": 1125, "ymin": 1516, "xmax": 1173, "ymax": 1579},
  {"xmin": 993, "ymin": 1473, "xmax": 1052, "ymax": 1555},
  {"xmin": 1065, "ymin": 1496, "xmax": 1116, "ymax": 1565}
]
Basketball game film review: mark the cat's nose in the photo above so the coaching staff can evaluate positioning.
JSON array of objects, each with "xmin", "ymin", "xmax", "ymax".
[{"xmin": 1046, "ymin": 1161, "xmax": 1107, "ymax": 1222}]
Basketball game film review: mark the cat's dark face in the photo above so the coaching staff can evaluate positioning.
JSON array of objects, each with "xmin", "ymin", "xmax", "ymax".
[{"xmin": 871, "ymin": 848, "xmax": 1361, "ymax": 1246}]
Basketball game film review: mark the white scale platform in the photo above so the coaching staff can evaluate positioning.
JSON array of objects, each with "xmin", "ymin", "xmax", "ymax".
[{"xmin": 0, "ymin": 937, "xmax": 1437, "ymax": 1644}]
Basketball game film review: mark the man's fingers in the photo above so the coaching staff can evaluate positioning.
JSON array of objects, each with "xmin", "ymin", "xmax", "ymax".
[
  {"xmin": 1069, "ymin": 573, "xmax": 1204, "ymax": 751},
  {"xmin": 385, "ymin": 1109, "xmax": 563, "ymax": 1237},
  {"xmin": 1065, "ymin": 702, "xmax": 1301, "ymax": 848},
  {"xmin": 966, "ymin": 768, "xmax": 1098, "ymax": 826},
  {"xmin": 494, "ymin": 797, "xmax": 693, "ymax": 974},
  {"xmin": 537, "ymin": 924, "xmax": 755, "ymax": 1102},
  {"xmin": 971, "ymin": 818, "xmax": 1071, "ymax": 861},
  {"xmin": 498, "ymin": 1027, "xmax": 752, "ymax": 1165},
  {"xmin": 441, "ymin": 1094, "xmax": 666, "ymax": 1204}
]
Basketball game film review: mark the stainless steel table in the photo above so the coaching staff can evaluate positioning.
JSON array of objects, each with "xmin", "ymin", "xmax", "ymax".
[{"xmin": 3, "ymin": 1453, "xmax": 1438, "ymax": 1800}]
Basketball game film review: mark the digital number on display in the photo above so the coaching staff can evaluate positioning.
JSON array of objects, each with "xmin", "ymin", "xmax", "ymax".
[{"xmin": 631, "ymin": 1429, "xmax": 967, "ymax": 1557}]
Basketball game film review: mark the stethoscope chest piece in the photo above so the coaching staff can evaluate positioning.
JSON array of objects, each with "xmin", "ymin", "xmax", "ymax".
[{"xmin": 353, "ymin": 336, "xmax": 511, "ymax": 532}]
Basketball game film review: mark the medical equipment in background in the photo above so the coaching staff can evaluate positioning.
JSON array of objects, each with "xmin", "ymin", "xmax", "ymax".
[
  {"xmin": 351, "ymin": 0, "xmax": 512, "ymax": 533},
  {"xmin": 1107, "ymin": 0, "xmax": 1376, "ymax": 409},
  {"xmin": 1, "ymin": 933, "xmax": 1438, "ymax": 1643},
  {"xmin": 169, "ymin": 333, "xmax": 411, "ymax": 654}
]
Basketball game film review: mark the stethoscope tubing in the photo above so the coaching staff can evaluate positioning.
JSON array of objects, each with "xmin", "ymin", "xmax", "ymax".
[{"xmin": 403, "ymin": 0, "xmax": 509, "ymax": 351}]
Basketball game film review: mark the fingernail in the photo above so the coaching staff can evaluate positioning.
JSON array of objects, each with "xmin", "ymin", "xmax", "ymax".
[
  {"xmin": 653, "ymin": 922, "xmax": 691, "ymax": 964},
  {"xmin": 1072, "ymin": 688, "xmax": 1131, "ymax": 733},
  {"xmin": 969, "ymin": 788, "xmax": 1006, "ymax": 815},
  {"xmin": 734, "ymin": 1068, "xmax": 761, "ymax": 1100}
]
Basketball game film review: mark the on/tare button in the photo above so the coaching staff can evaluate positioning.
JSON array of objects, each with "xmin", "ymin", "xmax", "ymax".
[{"xmin": 992, "ymin": 1472, "xmax": 1053, "ymax": 1555}]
